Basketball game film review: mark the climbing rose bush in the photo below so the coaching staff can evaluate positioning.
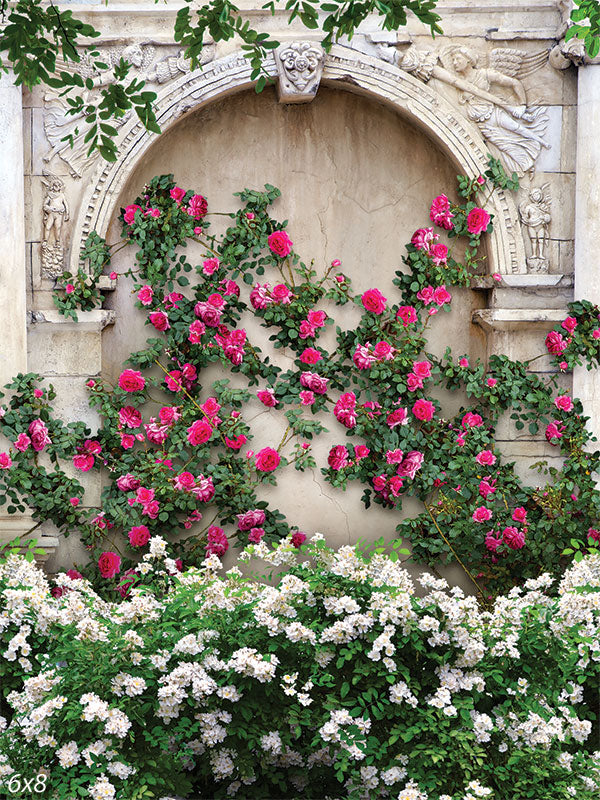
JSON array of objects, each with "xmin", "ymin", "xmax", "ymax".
[
  {"xmin": 0, "ymin": 540, "xmax": 598, "ymax": 799},
  {"xmin": 0, "ymin": 169, "xmax": 599, "ymax": 599}
]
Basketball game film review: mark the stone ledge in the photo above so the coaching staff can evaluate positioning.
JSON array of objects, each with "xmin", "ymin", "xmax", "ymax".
[
  {"xmin": 0, "ymin": 516, "xmax": 60, "ymax": 567},
  {"xmin": 470, "ymin": 275, "xmax": 573, "ymax": 289},
  {"xmin": 473, "ymin": 308, "xmax": 565, "ymax": 332},
  {"xmin": 28, "ymin": 309, "xmax": 116, "ymax": 331}
]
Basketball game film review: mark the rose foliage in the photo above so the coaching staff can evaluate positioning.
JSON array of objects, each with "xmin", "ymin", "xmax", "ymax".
[
  {"xmin": 1, "ymin": 169, "xmax": 600, "ymax": 601},
  {"xmin": 0, "ymin": 539, "xmax": 598, "ymax": 799}
]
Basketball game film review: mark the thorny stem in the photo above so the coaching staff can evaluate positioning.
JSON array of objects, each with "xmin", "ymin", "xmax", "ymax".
[{"xmin": 424, "ymin": 501, "xmax": 490, "ymax": 607}]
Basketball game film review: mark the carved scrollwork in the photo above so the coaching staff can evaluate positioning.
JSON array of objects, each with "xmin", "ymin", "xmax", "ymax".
[{"xmin": 274, "ymin": 41, "xmax": 325, "ymax": 103}]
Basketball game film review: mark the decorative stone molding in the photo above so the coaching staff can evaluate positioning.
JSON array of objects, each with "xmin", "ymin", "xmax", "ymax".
[
  {"xmin": 68, "ymin": 46, "xmax": 527, "ymax": 276},
  {"xmin": 274, "ymin": 41, "xmax": 325, "ymax": 103}
]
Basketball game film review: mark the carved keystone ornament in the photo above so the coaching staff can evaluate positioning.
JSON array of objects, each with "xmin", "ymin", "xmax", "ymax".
[{"xmin": 274, "ymin": 41, "xmax": 325, "ymax": 103}]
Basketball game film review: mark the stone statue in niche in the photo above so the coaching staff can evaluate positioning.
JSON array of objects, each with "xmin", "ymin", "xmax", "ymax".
[
  {"xmin": 42, "ymin": 42, "xmax": 215, "ymax": 178},
  {"xmin": 393, "ymin": 44, "xmax": 550, "ymax": 176},
  {"xmin": 41, "ymin": 173, "xmax": 70, "ymax": 279},
  {"xmin": 274, "ymin": 42, "xmax": 325, "ymax": 103},
  {"xmin": 519, "ymin": 184, "xmax": 551, "ymax": 273}
]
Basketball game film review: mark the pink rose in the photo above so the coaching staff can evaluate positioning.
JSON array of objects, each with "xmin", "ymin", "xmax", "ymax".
[
  {"xmin": 164, "ymin": 371, "xmax": 184, "ymax": 392},
  {"xmin": 412, "ymin": 399, "xmax": 435, "ymax": 422},
  {"xmin": 248, "ymin": 527, "xmax": 265, "ymax": 543},
  {"xmin": 142, "ymin": 500, "xmax": 160, "ymax": 519},
  {"xmin": 98, "ymin": 551, "xmax": 121, "ymax": 579},
  {"xmin": 69, "ymin": 497, "xmax": 80, "ymax": 507},
  {"xmin": 462, "ymin": 412, "xmax": 483, "ymax": 428},
  {"xmin": 430, "ymin": 243, "xmax": 448, "ymax": 266},
  {"xmin": 545, "ymin": 331, "xmax": 568, "ymax": 355},
  {"xmin": 472, "ymin": 507, "xmax": 492, "ymax": 523},
  {"xmin": 361, "ymin": 288, "xmax": 387, "ymax": 315},
  {"xmin": 158, "ymin": 406, "xmax": 181, "ymax": 425},
  {"xmin": 413, "ymin": 360, "xmax": 432, "ymax": 379},
  {"xmin": 485, "ymin": 533, "xmax": 501, "ymax": 552},
  {"xmin": 407, "ymin": 373, "xmax": 424, "ymax": 392},
  {"xmin": 73, "ymin": 454, "xmax": 94, "ymax": 471},
  {"xmin": 202, "ymin": 257, "xmax": 220, "ymax": 276},
  {"xmin": 475, "ymin": 449, "xmax": 496, "ymax": 466},
  {"xmin": 291, "ymin": 531, "xmax": 307, "ymax": 548},
  {"xmin": 554, "ymin": 394, "xmax": 573, "ymax": 412},
  {"xmin": 433, "ymin": 285, "xmax": 452, "ymax": 306},
  {"xmin": 588, "ymin": 528, "xmax": 600, "ymax": 544},
  {"xmin": 65, "ymin": 284, "xmax": 75, "ymax": 294},
  {"xmin": 396, "ymin": 305, "xmax": 417, "ymax": 326},
  {"xmin": 257, "ymin": 389, "xmax": 278, "ymax": 408},
  {"xmin": 355, "ymin": 445, "xmax": 370, "ymax": 460},
  {"xmin": 128, "ymin": 525, "xmax": 151, "ymax": 547},
  {"xmin": 136, "ymin": 487, "xmax": 155, "ymax": 505},
  {"xmin": 512, "ymin": 506, "xmax": 527, "ymax": 523},
  {"xmin": 66, "ymin": 569, "xmax": 82, "ymax": 580},
  {"xmin": 300, "ymin": 391, "xmax": 315, "ymax": 406},
  {"xmin": 307, "ymin": 310, "xmax": 327, "ymax": 328},
  {"xmin": 386, "ymin": 448, "xmax": 404, "ymax": 464},
  {"xmin": 118, "ymin": 369, "xmax": 145, "ymax": 392},
  {"xmin": 502, "ymin": 526, "xmax": 525, "ymax": 549},
  {"xmin": 300, "ymin": 347, "xmax": 322, "ymax": 365},
  {"xmin": 328, "ymin": 445, "xmax": 350, "ymax": 470},
  {"xmin": 149, "ymin": 311, "xmax": 170, "ymax": 331},
  {"xmin": 137, "ymin": 285, "xmax": 154, "ymax": 306},
  {"xmin": 0, "ymin": 452, "xmax": 12, "ymax": 469},
  {"xmin": 28, "ymin": 419, "xmax": 51, "ymax": 452},
  {"xmin": 545, "ymin": 421, "xmax": 564, "ymax": 443},
  {"xmin": 237, "ymin": 509, "xmax": 266, "ymax": 531},
  {"xmin": 123, "ymin": 204, "xmax": 142, "ymax": 225},
  {"xmin": 192, "ymin": 475, "xmax": 215, "ymax": 502},
  {"xmin": 459, "ymin": 357, "xmax": 469, "ymax": 368},
  {"xmin": 116, "ymin": 473, "xmax": 140, "ymax": 492},
  {"xmin": 486, "ymin": 378, "xmax": 498, "ymax": 388},
  {"xmin": 187, "ymin": 419, "xmax": 213, "ymax": 445},
  {"xmin": 170, "ymin": 186, "xmax": 186, "ymax": 203},
  {"xmin": 195, "ymin": 302, "xmax": 222, "ymax": 327},
  {"xmin": 14, "ymin": 433, "xmax": 31, "ymax": 452},
  {"xmin": 396, "ymin": 450, "xmax": 424, "ymax": 480},
  {"xmin": 188, "ymin": 194, "xmax": 208, "ymax": 220},
  {"xmin": 255, "ymin": 447, "xmax": 281, "ymax": 472},
  {"xmin": 267, "ymin": 230, "xmax": 293, "ymax": 257},
  {"xmin": 120, "ymin": 433, "xmax": 135, "ymax": 450},
  {"xmin": 221, "ymin": 279, "xmax": 240, "ymax": 297},
  {"xmin": 300, "ymin": 372, "xmax": 328, "ymax": 395},
  {"xmin": 174, "ymin": 471, "xmax": 196, "ymax": 491},
  {"xmin": 479, "ymin": 479, "xmax": 496, "ymax": 499},
  {"xmin": 466, "ymin": 207, "xmax": 491, "ymax": 235},
  {"xmin": 272, "ymin": 284, "xmax": 293, "ymax": 304},
  {"xmin": 373, "ymin": 341, "xmax": 394, "ymax": 361},
  {"xmin": 561, "ymin": 316, "xmax": 577, "ymax": 334},
  {"xmin": 119, "ymin": 406, "xmax": 142, "ymax": 428},
  {"xmin": 411, "ymin": 227, "xmax": 438, "ymax": 250},
  {"xmin": 430, "ymin": 195, "xmax": 454, "ymax": 230},
  {"xmin": 387, "ymin": 406, "xmax": 408, "ymax": 428},
  {"xmin": 188, "ymin": 320, "xmax": 206, "ymax": 343},
  {"xmin": 353, "ymin": 344, "xmax": 376, "ymax": 370},
  {"xmin": 206, "ymin": 525, "xmax": 229, "ymax": 557},
  {"xmin": 416, "ymin": 285, "xmax": 435, "ymax": 305}
]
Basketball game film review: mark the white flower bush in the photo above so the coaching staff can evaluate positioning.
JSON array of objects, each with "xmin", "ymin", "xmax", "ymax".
[{"xmin": 0, "ymin": 537, "xmax": 598, "ymax": 799}]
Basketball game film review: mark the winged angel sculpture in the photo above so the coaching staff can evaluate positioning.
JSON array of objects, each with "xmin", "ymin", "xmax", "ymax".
[{"xmin": 397, "ymin": 45, "xmax": 550, "ymax": 175}]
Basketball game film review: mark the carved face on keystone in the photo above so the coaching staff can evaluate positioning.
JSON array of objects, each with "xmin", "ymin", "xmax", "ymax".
[{"xmin": 281, "ymin": 45, "xmax": 321, "ymax": 91}]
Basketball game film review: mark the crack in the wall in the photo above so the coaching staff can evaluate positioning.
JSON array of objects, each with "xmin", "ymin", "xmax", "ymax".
[{"xmin": 309, "ymin": 469, "xmax": 351, "ymax": 541}]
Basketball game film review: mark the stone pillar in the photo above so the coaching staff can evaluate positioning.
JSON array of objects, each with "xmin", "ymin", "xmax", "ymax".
[
  {"xmin": 0, "ymin": 71, "xmax": 27, "ymax": 388},
  {"xmin": 573, "ymin": 63, "xmax": 600, "ymax": 442}
]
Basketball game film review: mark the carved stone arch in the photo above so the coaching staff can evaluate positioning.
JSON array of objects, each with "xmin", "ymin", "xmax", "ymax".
[{"xmin": 70, "ymin": 45, "xmax": 525, "ymax": 274}]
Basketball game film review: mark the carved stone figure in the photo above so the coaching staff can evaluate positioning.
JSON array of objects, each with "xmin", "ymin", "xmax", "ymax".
[
  {"xmin": 274, "ymin": 42, "xmax": 325, "ymax": 103},
  {"xmin": 519, "ymin": 184, "xmax": 551, "ymax": 272},
  {"xmin": 42, "ymin": 42, "xmax": 215, "ymax": 178},
  {"xmin": 396, "ymin": 45, "xmax": 550, "ymax": 175},
  {"xmin": 41, "ymin": 174, "xmax": 70, "ymax": 279}
]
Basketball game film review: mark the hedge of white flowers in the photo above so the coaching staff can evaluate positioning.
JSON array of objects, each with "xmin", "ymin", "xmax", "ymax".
[{"xmin": 0, "ymin": 537, "xmax": 599, "ymax": 800}]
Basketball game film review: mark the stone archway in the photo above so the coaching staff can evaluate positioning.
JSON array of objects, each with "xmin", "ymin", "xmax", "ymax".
[{"xmin": 70, "ymin": 45, "xmax": 526, "ymax": 275}]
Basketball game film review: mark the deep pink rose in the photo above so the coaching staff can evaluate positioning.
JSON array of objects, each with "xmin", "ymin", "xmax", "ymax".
[
  {"xmin": 355, "ymin": 445, "xmax": 370, "ymax": 460},
  {"xmin": 120, "ymin": 433, "xmax": 135, "ymax": 450},
  {"xmin": 396, "ymin": 450, "xmax": 424, "ymax": 480},
  {"xmin": 0, "ymin": 452, "xmax": 12, "ymax": 469},
  {"xmin": 430, "ymin": 195, "xmax": 454, "ymax": 230},
  {"xmin": 66, "ymin": 569, "xmax": 83, "ymax": 580},
  {"xmin": 73, "ymin": 454, "xmax": 94, "ymax": 471},
  {"xmin": 170, "ymin": 186, "xmax": 186, "ymax": 203},
  {"xmin": 433, "ymin": 286, "xmax": 452, "ymax": 306},
  {"xmin": 554, "ymin": 394, "xmax": 573, "ymax": 412},
  {"xmin": 300, "ymin": 372, "xmax": 328, "ymax": 395},
  {"xmin": 396, "ymin": 305, "xmax": 417, "ymax": 326},
  {"xmin": 387, "ymin": 406, "xmax": 408, "ymax": 428},
  {"xmin": 545, "ymin": 331, "xmax": 568, "ymax": 355},
  {"xmin": 411, "ymin": 227, "xmax": 438, "ymax": 250},
  {"xmin": 98, "ymin": 551, "xmax": 121, "ymax": 579},
  {"xmin": 257, "ymin": 389, "xmax": 278, "ymax": 408},
  {"xmin": 588, "ymin": 528, "xmax": 600, "ymax": 544},
  {"xmin": 187, "ymin": 419, "xmax": 213, "ymax": 445},
  {"xmin": 237, "ymin": 509, "xmax": 266, "ymax": 531},
  {"xmin": 28, "ymin": 419, "xmax": 51, "ymax": 452},
  {"xmin": 291, "ymin": 531, "xmax": 307, "ymax": 548},
  {"xmin": 188, "ymin": 194, "xmax": 208, "ymax": 220},
  {"xmin": 545, "ymin": 421, "xmax": 564, "ymax": 443},
  {"xmin": 479, "ymin": 479, "xmax": 496, "ymax": 499},
  {"xmin": 137, "ymin": 285, "xmax": 154, "ymax": 306},
  {"xmin": 14, "ymin": 433, "xmax": 31, "ymax": 452},
  {"xmin": 248, "ymin": 527, "xmax": 265, "ymax": 543},
  {"xmin": 328, "ymin": 445, "xmax": 350, "ymax": 470},
  {"xmin": 353, "ymin": 344, "xmax": 376, "ymax": 370},
  {"xmin": 466, "ymin": 207, "xmax": 491, "ymax": 235},
  {"xmin": 416, "ymin": 285, "xmax": 435, "ymax": 305},
  {"xmin": 430, "ymin": 243, "xmax": 448, "ymax": 266},
  {"xmin": 300, "ymin": 391, "xmax": 315, "ymax": 406},
  {"xmin": 202, "ymin": 257, "xmax": 220, "ymax": 276},
  {"xmin": 307, "ymin": 310, "xmax": 327, "ymax": 327},
  {"xmin": 118, "ymin": 369, "xmax": 145, "ymax": 392},
  {"xmin": 300, "ymin": 347, "xmax": 322, "ymax": 365},
  {"xmin": 561, "ymin": 316, "xmax": 577, "ymax": 333},
  {"xmin": 485, "ymin": 533, "xmax": 501, "ymax": 553},
  {"xmin": 361, "ymin": 288, "xmax": 387, "ymax": 315},
  {"xmin": 174, "ymin": 471, "xmax": 196, "ymax": 491},
  {"xmin": 512, "ymin": 507, "xmax": 527, "ymax": 523},
  {"xmin": 412, "ymin": 399, "xmax": 435, "ymax": 422},
  {"xmin": 472, "ymin": 507, "xmax": 492, "ymax": 523},
  {"xmin": 267, "ymin": 230, "xmax": 293, "ymax": 257},
  {"xmin": 502, "ymin": 526, "xmax": 525, "ymax": 550},
  {"xmin": 206, "ymin": 525, "xmax": 229, "ymax": 557},
  {"xmin": 373, "ymin": 341, "xmax": 394, "ymax": 361},
  {"xmin": 188, "ymin": 320, "xmax": 206, "ymax": 343},
  {"xmin": 119, "ymin": 406, "xmax": 142, "ymax": 428},
  {"xmin": 195, "ymin": 302, "xmax": 222, "ymax": 327},
  {"xmin": 123, "ymin": 204, "xmax": 142, "ymax": 225},
  {"xmin": 475, "ymin": 449, "xmax": 496, "ymax": 466},
  {"xmin": 255, "ymin": 447, "xmax": 281, "ymax": 472},
  {"xmin": 128, "ymin": 525, "xmax": 151, "ymax": 547},
  {"xmin": 116, "ymin": 473, "xmax": 140, "ymax": 492},
  {"xmin": 149, "ymin": 311, "xmax": 170, "ymax": 331},
  {"xmin": 407, "ymin": 373, "xmax": 424, "ymax": 392},
  {"xmin": 462, "ymin": 412, "xmax": 483, "ymax": 428},
  {"xmin": 272, "ymin": 284, "xmax": 293, "ymax": 304},
  {"xmin": 413, "ymin": 360, "xmax": 432, "ymax": 379}
]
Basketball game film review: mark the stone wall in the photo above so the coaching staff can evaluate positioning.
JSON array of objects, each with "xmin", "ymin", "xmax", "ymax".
[{"xmin": 2, "ymin": 0, "xmax": 598, "ymax": 576}]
